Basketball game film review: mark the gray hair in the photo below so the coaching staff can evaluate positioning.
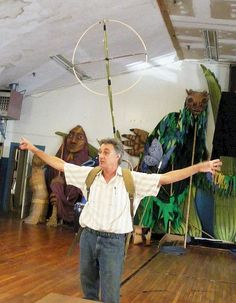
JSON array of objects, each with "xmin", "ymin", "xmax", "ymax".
[{"xmin": 99, "ymin": 138, "xmax": 124, "ymax": 164}]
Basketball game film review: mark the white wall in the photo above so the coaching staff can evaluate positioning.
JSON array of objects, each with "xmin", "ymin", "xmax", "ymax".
[{"xmin": 4, "ymin": 60, "xmax": 229, "ymax": 163}]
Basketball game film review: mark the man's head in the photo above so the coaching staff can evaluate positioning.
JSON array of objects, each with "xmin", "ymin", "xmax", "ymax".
[
  {"xmin": 98, "ymin": 138, "xmax": 124, "ymax": 169},
  {"xmin": 66, "ymin": 125, "xmax": 87, "ymax": 153}
]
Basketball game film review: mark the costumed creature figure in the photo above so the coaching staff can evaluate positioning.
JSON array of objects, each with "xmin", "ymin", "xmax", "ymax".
[
  {"xmin": 123, "ymin": 89, "xmax": 210, "ymax": 238},
  {"xmin": 23, "ymin": 155, "xmax": 48, "ymax": 224},
  {"xmin": 46, "ymin": 125, "xmax": 89, "ymax": 227}
]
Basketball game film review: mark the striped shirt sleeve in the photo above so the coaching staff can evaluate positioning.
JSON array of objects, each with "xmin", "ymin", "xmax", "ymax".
[{"xmin": 131, "ymin": 171, "xmax": 161, "ymax": 199}]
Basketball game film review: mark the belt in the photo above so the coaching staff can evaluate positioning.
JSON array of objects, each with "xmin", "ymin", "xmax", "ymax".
[{"xmin": 84, "ymin": 227, "xmax": 126, "ymax": 239}]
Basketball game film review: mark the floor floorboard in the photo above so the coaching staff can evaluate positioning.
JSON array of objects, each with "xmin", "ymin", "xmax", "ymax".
[{"xmin": 0, "ymin": 216, "xmax": 235, "ymax": 303}]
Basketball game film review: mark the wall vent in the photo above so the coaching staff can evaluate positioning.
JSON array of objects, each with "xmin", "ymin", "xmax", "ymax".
[{"xmin": 0, "ymin": 90, "xmax": 23, "ymax": 120}]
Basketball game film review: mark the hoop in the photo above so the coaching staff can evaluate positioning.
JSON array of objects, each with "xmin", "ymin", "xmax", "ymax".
[{"xmin": 72, "ymin": 19, "xmax": 148, "ymax": 96}]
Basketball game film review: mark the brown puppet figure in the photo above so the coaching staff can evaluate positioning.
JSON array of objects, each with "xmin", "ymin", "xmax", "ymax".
[
  {"xmin": 46, "ymin": 125, "xmax": 89, "ymax": 227},
  {"xmin": 23, "ymin": 155, "xmax": 48, "ymax": 224}
]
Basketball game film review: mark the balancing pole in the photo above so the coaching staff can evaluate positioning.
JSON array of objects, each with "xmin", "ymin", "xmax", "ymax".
[
  {"xmin": 184, "ymin": 119, "xmax": 198, "ymax": 248},
  {"xmin": 102, "ymin": 19, "xmax": 117, "ymax": 138}
]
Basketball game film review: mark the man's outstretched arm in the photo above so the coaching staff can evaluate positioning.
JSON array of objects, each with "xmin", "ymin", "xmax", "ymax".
[
  {"xmin": 19, "ymin": 137, "xmax": 65, "ymax": 172},
  {"xmin": 159, "ymin": 159, "xmax": 222, "ymax": 185}
]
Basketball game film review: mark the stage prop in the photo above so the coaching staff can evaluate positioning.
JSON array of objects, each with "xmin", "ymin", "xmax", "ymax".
[
  {"xmin": 126, "ymin": 90, "xmax": 210, "ymax": 245},
  {"xmin": 122, "ymin": 128, "xmax": 149, "ymax": 158},
  {"xmin": 72, "ymin": 19, "xmax": 147, "ymax": 138},
  {"xmin": 213, "ymin": 156, "xmax": 236, "ymax": 242},
  {"xmin": 23, "ymin": 155, "xmax": 48, "ymax": 224},
  {"xmin": 200, "ymin": 67, "xmax": 236, "ymax": 244},
  {"xmin": 46, "ymin": 125, "xmax": 89, "ymax": 227},
  {"xmin": 200, "ymin": 64, "xmax": 221, "ymax": 123},
  {"xmin": 210, "ymin": 92, "xmax": 236, "ymax": 242}
]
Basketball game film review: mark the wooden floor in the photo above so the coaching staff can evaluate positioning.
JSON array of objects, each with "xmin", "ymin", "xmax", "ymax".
[{"xmin": 0, "ymin": 216, "xmax": 235, "ymax": 303}]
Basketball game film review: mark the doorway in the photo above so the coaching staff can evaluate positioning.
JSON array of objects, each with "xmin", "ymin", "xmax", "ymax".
[{"xmin": 1, "ymin": 142, "xmax": 45, "ymax": 218}]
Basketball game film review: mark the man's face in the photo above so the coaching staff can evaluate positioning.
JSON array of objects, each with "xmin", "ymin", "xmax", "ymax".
[
  {"xmin": 98, "ymin": 144, "xmax": 120, "ymax": 169},
  {"xmin": 66, "ymin": 126, "xmax": 86, "ymax": 153}
]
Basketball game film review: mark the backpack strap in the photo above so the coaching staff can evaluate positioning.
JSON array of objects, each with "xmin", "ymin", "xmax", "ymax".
[
  {"xmin": 122, "ymin": 168, "xmax": 135, "ymax": 195},
  {"xmin": 85, "ymin": 166, "xmax": 102, "ymax": 200},
  {"xmin": 85, "ymin": 167, "xmax": 135, "ymax": 198},
  {"xmin": 121, "ymin": 168, "xmax": 135, "ymax": 260},
  {"xmin": 121, "ymin": 168, "xmax": 135, "ymax": 219}
]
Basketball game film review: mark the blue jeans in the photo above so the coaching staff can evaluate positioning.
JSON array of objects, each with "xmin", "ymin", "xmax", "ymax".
[{"xmin": 79, "ymin": 227, "xmax": 125, "ymax": 303}]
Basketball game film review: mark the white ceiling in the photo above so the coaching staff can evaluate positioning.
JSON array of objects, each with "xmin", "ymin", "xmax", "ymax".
[{"xmin": 1, "ymin": 0, "xmax": 236, "ymax": 96}]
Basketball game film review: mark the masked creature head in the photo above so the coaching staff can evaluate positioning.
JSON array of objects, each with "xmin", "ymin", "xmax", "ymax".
[
  {"xmin": 185, "ymin": 89, "xmax": 209, "ymax": 116},
  {"xmin": 66, "ymin": 125, "xmax": 88, "ymax": 153}
]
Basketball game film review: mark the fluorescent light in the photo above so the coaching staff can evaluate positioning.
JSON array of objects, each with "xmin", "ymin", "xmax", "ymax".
[
  {"xmin": 203, "ymin": 30, "xmax": 218, "ymax": 61},
  {"xmin": 50, "ymin": 54, "xmax": 90, "ymax": 80},
  {"xmin": 126, "ymin": 60, "xmax": 151, "ymax": 72},
  {"xmin": 150, "ymin": 52, "xmax": 177, "ymax": 66}
]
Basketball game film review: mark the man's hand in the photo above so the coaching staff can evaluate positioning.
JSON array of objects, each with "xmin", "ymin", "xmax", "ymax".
[
  {"xmin": 19, "ymin": 137, "xmax": 37, "ymax": 153},
  {"xmin": 19, "ymin": 137, "xmax": 65, "ymax": 172},
  {"xmin": 160, "ymin": 158, "xmax": 223, "ymax": 185},
  {"xmin": 199, "ymin": 159, "xmax": 222, "ymax": 175}
]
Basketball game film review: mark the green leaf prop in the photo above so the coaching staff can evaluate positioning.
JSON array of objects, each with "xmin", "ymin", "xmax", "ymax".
[
  {"xmin": 154, "ymin": 196, "xmax": 176, "ymax": 231},
  {"xmin": 200, "ymin": 64, "xmax": 221, "ymax": 123}
]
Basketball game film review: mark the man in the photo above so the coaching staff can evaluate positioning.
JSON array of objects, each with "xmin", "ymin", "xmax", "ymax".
[{"xmin": 19, "ymin": 137, "xmax": 222, "ymax": 303}]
